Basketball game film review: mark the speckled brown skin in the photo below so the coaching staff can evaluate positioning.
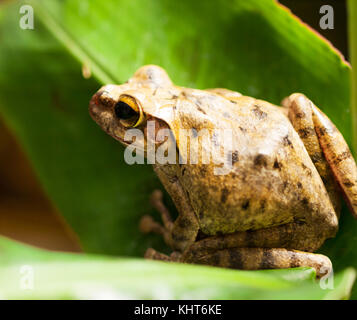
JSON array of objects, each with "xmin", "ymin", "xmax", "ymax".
[
  {"xmin": 283, "ymin": 94, "xmax": 341, "ymax": 215},
  {"xmin": 89, "ymin": 65, "xmax": 357, "ymax": 277}
]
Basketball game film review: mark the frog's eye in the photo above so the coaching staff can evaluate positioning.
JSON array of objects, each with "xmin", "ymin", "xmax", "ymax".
[{"xmin": 114, "ymin": 95, "xmax": 145, "ymax": 127}]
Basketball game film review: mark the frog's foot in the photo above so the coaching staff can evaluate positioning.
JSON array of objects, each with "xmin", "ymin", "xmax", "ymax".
[
  {"xmin": 144, "ymin": 248, "xmax": 182, "ymax": 262},
  {"xmin": 144, "ymin": 248, "xmax": 171, "ymax": 261},
  {"xmin": 139, "ymin": 190, "xmax": 173, "ymax": 247},
  {"xmin": 185, "ymin": 247, "xmax": 332, "ymax": 278}
]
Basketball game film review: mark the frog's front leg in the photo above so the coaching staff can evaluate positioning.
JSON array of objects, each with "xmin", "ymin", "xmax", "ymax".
[
  {"xmin": 140, "ymin": 164, "xmax": 199, "ymax": 257},
  {"xmin": 283, "ymin": 93, "xmax": 357, "ymax": 218},
  {"xmin": 140, "ymin": 190, "xmax": 174, "ymax": 247}
]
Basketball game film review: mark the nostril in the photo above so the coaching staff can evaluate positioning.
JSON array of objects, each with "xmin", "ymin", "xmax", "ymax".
[
  {"xmin": 89, "ymin": 101, "xmax": 102, "ymax": 119},
  {"xmin": 90, "ymin": 91, "xmax": 101, "ymax": 106},
  {"xmin": 89, "ymin": 103, "xmax": 96, "ymax": 116},
  {"xmin": 98, "ymin": 90, "xmax": 114, "ymax": 107}
]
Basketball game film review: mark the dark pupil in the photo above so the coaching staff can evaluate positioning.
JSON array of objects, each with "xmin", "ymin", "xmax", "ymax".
[{"xmin": 114, "ymin": 101, "xmax": 137, "ymax": 120}]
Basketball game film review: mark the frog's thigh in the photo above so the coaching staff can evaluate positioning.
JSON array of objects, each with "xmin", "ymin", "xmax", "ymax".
[
  {"xmin": 284, "ymin": 93, "xmax": 357, "ymax": 219},
  {"xmin": 282, "ymin": 93, "xmax": 341, "ymax": 214},
  {"xmin": 182, "ymin": 221, "xmax": 327, "ymax": 264},
  {"xmin": 153, "ymin": 165, "xmax": 200, "ymax": 252},
  {"xmin": 189, "ymin": 247, "xmax": 331, "ymax": 278}
]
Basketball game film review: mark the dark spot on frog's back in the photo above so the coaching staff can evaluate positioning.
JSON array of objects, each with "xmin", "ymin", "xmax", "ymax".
[
  {"xmin": 200, "ymin": 165, "xmax": 207, "ymax": 175},
  {"xmin": 197, "ymin": 106, "xmax": 207, "ymax": 115},
  {"xmin": 169, "ymin": 176, "xmax": 179, "ymax": 183},
  {"xmin": 334, "ymin": 150, "xmax": 352, "ymax": 164},
  {"xmin": 273, "ymin": 159, "xmax": 282, "ymax": 170},
  {"xmin": 310, "ymin": 152, "xmax": 324, "ymax": 163},
  {"xmin": 295, "ymin": 111, "xmax": 306, "ymax": 119},
  {"xmin": 192, "ymin": 99, "xmax": 207, "ymax": 115},
  {"xmin": 283, "ymin": 135, "xmax": 292, "ymax": 147},
  {"xmin": 298, "ymin": 127, "xmax": 315, "ymax": 139},
  {"xmin": 221, "ymin": 188, "xmax": 229, "ymax": 203},
  {"xmin": 301, "ymin": 163, "xmax": 312, "ymax": 176},
  {"xmin": 254, "ymin": 154, "xmax": 268, "ymax": 167},
  {"xmin": 260, "ymin": 199, "xmax": 266, "ymax": 211},
  {"xmin": 301, "ymin": 197, "xmax": 309, "ymax": 208},
  {"xmin": 198, "ymin": 210, "xmax": 205, "ymax": 220},
  {"xmin": 343, "ymin": 179, "xmax": 355, "ymax": 188},
  {"xmin": 242, "ymin": 199, "xmax": 250, "ymax": 210},
  {"xmin": 316, "ymin": 126, "xmax": 328, "ymax": 136},
  {"xmin": 232, "ymin": 151, "xmax": 239, "ymax": 164},
  {"xmin": 279, "ymin": 181, "xmax": 289, "ymax": 193},
  {"xmin": 252, "ymin": 105, "xmax": 267, "ymax": 120}
]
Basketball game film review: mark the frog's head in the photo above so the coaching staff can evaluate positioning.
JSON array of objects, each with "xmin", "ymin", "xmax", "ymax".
[{"xmin": 89, "ymin": 65, "xmax": 178, "ymax": 155}]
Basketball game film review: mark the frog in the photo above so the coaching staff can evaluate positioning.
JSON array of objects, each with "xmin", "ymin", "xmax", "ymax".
[{"xmin": 89, "ymin": 65, "xmax": 357, "ymax": 277}]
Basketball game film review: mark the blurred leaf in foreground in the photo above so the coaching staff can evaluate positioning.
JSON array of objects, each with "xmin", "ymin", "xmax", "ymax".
[{"xmin": 0, "ymin": 236, "xmax": 355, "ymax": 300}]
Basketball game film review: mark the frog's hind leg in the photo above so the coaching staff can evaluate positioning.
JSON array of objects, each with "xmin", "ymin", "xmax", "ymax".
[
  {"xmin": 282, "ymin": 93, "xmax": 341, "ymax": 214},
  {"xmin": 181, "ymin": 215, "xmax": 337, "ymax": 276},
  {"xmin": 283, "ymin": 93, "xmax": 357, "ymax": 219},
  {"xmin": 188, "ymin": 247, "xmax": 331, "ymax": 278}
]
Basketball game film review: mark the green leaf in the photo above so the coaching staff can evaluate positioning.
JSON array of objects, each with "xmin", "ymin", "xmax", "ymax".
[
  {"xmin": 0, "ymin": 236, "xmax": 355, "ymax": 299},
  {"xmin": 348, "ymin": 0, "xmax": 357, "ymax": 154},
  {"xmin": 0, "ymin": 0, "xmax": 164, "ymax": 256},
  {"xmin": 347, "ymin": 0, "xmax": 357, "ymax": 299},
  {"xmin": 0, "ymin": 0, "xmax": 356, "ymax": 299}
]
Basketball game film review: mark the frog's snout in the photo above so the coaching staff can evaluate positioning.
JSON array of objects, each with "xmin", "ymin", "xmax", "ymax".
[
  {"xmin": 89, "ymin": 92, "xmax": 101, "ymax": 121},
  {"xmin": 89, "ymin": 91, "xmax": 112, "ymax": 129}
]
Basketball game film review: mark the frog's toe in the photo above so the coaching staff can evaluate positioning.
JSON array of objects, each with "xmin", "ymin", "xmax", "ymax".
[
  {"xmin": 170, "ymin": 251, "xmax": 182, "ymax": 262},
  {"xmin": 144, "ymin": 248, "xmax": 171, "ymax": 261},
  {"xmin": 149, "ymin": 189, "xmax": 174, "ymax": 232},
  {"xmin": 139, "ymin": 215, "xmax": 162, "ymax": 234},
  {"xmin": 139, "ymin": 213, "xmax": 173, "ymax": 248}
]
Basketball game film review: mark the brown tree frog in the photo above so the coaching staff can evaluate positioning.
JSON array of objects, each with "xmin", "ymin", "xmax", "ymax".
[{"xmin": 89, "ymin": 65, "xmax": 357, "ymax": 277}]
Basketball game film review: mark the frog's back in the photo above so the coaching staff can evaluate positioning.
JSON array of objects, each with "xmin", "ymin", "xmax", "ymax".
[{"xmin": 174, "ymin": 89, "xmax": 336, "ymax": 235}]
